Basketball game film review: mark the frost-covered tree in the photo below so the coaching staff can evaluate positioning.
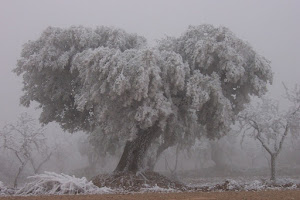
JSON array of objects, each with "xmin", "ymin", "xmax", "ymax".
[
  {"xmin": 239, "ymin": 85, "xmax": 300, "ymax": 181},
  {"xmin": 0, "ymin": 113, "xmax": 52, "ymax": 187},
  {"xmin": 14, "ymin": 25, "xmax": 272, "ymax": 173}
]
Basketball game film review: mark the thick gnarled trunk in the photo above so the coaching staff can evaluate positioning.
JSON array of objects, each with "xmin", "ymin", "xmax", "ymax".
[{"xmin": 114, "ymin": 126, "xmax": 159, "ymax": 173}]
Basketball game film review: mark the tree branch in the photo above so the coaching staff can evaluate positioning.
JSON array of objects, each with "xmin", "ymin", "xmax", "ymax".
[
  {"xmin": 256, "ymin": 134, "xmax": 273, "ymax": 155},
  {"xmin": 275, "ymin": 123, "xmax": 289, "ymax": 156},
  {"xmin": 245, "ymin": 118, "xmax": 274, "ymax": 155},
  {"xmin": 35, "ymin": 152, "xmax": 52, "ymax": 174}
]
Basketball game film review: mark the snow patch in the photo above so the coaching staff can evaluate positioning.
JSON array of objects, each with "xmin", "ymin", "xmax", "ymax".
[
  {"xmin": 0, "ymin": 181, "xmax": 7, "ymax": 195},
  {"xmin": 140, "ymin": 184, "xmax": 177, "ymax": 193},
  {"xmin": 244, "ymin": 180, "xmax": 265, "ymax": 191},
  {"xmin": 0, "ymin": 181, "xmax": 15, "ymax": 196},
  {"xmin": 16, "ymin": 172, "xmax": 113, "ymax": 195},
  {"xmin": 190, "ymin": 177, "xmax": 300, "ymax": 192}
]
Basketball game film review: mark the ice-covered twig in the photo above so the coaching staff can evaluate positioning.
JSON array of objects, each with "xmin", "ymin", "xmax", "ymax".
[{"xmin": 16, "ymin": 172, "xmax": 113, "ymax": 195}]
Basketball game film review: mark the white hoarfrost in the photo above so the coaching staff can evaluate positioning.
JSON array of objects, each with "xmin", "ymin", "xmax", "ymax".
[
  {"xmin": 0, "ymin": 181, "xmax": 6, "ymax": 195},
  {"xmin": 140, "ymin": 184, "xmax": 177, "ymax": 193},
  {"xmin": 0, "ymin": 181, "xmax": 15, "ymax": 196},
  {"xmin": 14, "ymin": 25, "xmax": 273, "ymax": 173},
  {"xmin": 2, "ymin": 175, "xmax": 300, "ymax": 196},
  {"xmin": 0, "ymin": 181, "xmax": 8, "ymax": 195},
  {"xmin": 188, "ymin": 177, "xmax": 300, "ymax": 191},
  {"xmin": 15, "ymin": 25, "xmax": 273, "ymax": 153},
  {"xmin": 243, "ymin": 180, "xmax": 266, "ymax": 191},
  {"xmin": 16, "ymin": 172, "xmax": 113, "ymax": 195}
]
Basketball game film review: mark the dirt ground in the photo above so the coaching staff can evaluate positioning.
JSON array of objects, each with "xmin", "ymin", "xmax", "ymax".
[{"xmin": 1, "ymin": 190, "xmax": 300, "ymax": 200}]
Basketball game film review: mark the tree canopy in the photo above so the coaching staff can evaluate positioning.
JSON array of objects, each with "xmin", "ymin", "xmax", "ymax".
[{"xmin": 15, "ymin": 25, "xmax": 273, "ymax": 172}]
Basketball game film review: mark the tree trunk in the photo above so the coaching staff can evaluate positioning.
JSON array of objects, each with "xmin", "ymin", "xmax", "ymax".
[
  {"xmin": 210, "ymin": 141, "xmax": 228, "ymax": 170},
  {"xmin": 270, "ymin": 154, "xmax": 277, "ymax": 181},
  {"xmin": 114, "ymin": 126, "xmax": 159, "ymax": 173},
  {"xmin": 147, "ymin": 141, "xmax": 174, "ymax": 171},
  {"xmin": 14, "ymin": 163, "xmax": 25, "ymax": 188}
]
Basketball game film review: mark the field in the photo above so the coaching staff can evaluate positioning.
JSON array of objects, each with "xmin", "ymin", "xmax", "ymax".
[{"xmin": 1, "ymin": 190, "xmax": 300, "ymax": 200}]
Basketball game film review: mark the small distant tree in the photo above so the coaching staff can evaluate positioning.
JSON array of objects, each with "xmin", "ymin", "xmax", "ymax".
[
  {"xmin": 0, "ymin": 113, "xmax": 52, "ymax": 187},
  {"xmin": 239, "ymin": 85, "xmax": 300, "ymax": 181},
  {"xmin": 163, "ymin": 147, "xmax": 178, "ymax": 180}
]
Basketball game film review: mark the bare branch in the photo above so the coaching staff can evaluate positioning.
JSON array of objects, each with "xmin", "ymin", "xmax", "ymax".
[
  {"xmin": 34, "ymin": 152, "xmax": 53, "ymax": 174},
  {"xmin": 256, "ymin": 134, "xmax": 273, "ymax": 156},
  {"xmin": 275, "ymin": 124, "xmax": 289, "ymax": 156}
]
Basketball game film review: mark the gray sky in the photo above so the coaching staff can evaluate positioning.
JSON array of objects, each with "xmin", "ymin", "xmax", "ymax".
[{"xmin": 0, "ymin": 0, "xmax": 299, "ymax": 125}]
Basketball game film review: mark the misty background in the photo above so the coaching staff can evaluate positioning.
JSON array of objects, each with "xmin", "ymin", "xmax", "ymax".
[{"xmin": 0, "ymin": 0, "xmax": 299, "ymax": 187}]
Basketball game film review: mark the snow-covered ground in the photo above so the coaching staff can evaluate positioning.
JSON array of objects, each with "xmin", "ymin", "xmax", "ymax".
[
  {"xmin": 181, "ymin": 173, "xmax": 300, "ymax": 192},
  {"xmin": 185, "ymin": 176, "xmax": 300, "ymax": 191},
  {"xmin": 1, "ymin": 172, "xmax": 299, "ymax": 196}
]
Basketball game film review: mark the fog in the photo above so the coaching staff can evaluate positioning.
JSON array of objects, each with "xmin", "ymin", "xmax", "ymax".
[{"xmin": 0, "ymin": 0, "xmax": 300, "ymax": 187}]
